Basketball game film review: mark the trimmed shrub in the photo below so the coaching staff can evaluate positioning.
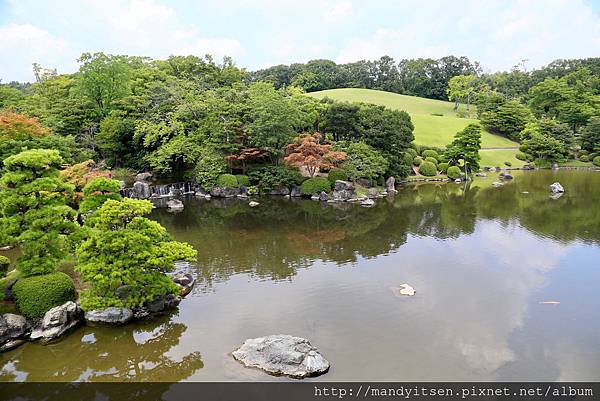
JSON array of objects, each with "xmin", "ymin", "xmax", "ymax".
[
  {"xmin": 579, "ymin": 155, "xmax": 589, "ymax": 162},
  {"xmin": 0, "ymin": 255, "xmax": 9, "ymax": 278},
  {"xmin": 425, "ymin": 156, "xmax": 438, "ymax": 165},
  {"xmin": 515, "ymin": 152, "xmax": 528, "ymax": 161},
  {"xmin": 300, "ymin": 177, "xmax": 331, "ymax": 195},
  {"xmin": 402, "ymin": 152, "xmax": 415, "ymax": 166},
  {"xmin": 235, "ymin": 175, "xmax": 251, "ymax": 187},
  {"xmin": 446, "ymin": 166, "xmax": 462, "ymax": 180},
  {"xmin": 594, "ymin": 156, "xmax": 600, "ymax": 167},
  {"xmin": 504, "ymin": 161, "xmax": 512, "ymax": 167},
  {"xmin": 327, "ymin": 168, "xmax": 348, "ymax": 184},
  {"xmin": 418, "ymin": 161, "xmax": 437, "ymax": 177},
  {"xmin": 438, "ymin": 162, "xmax": 449, "ymax": 173},
  {"xmin": 413, "ymin": 156, "xmax": 423, "ymax": 166},
  {"xmin": 13, "ymin": 272, "xmax": 76, "ymax": 319},
  {"xmin": 422, "ymin": 149, "xmax": 439, "ymax": 159},
  {"xmin": 216, "ymin": 174, "xmax": 238, "ymax": 188},
  {"xmin": 405, "ymin": 148, "xmax": 418, "ymax": 158},
  {"xmin": 248, "ymin": 165, "xmax": 302, "ymax": 193}
]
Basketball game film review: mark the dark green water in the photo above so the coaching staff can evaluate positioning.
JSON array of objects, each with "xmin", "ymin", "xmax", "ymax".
[{"xmin": 2, "ymin": 170, "xmax": 600, "ymax": 381}]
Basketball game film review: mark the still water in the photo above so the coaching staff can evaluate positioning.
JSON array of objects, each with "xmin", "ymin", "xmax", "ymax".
[{"xmin": 1, "ymin": 170, "xmax": 600, "ymax": 382}]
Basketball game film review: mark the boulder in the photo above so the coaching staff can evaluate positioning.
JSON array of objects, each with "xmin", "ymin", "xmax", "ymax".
[
  {"xmin": 385, "ymin": 176, "xmax": 396, "ymax": 192},
  {"xmin": 367, "ymin": 188, "xmax": 378, "ymax": 199},
  {"xmin": 133, "ymin": 294, "xmax": 180, "ymax": 319},
  {"xmin": 454, "ymin": 178, "xmax": 462, "ymax": 183},
  {"xmin": 356, "ymin": 178, "xmax": 371, "ymax": 188},
  {"xmin": 310, "ymin": 195, "xmax": 319, "ymax": 201},
  {"xmin": 166, "ymin": 199, "xmax": 184, "ymax": 211},
  {"xmin": 360, "ymin": 198, "xmax": 375, "ymax": 207},
  {"xmin": 232, "ymin": 335, "xmax": 330, "ymax": 379},
  {"xmin": 30, "ymin": 301, "xmax": 83, "ymax": 343},
  {"xmin": 239, "ymin": 186, "xmax": 248, "ymax": 196},
  {"xmin": 492, "ymin": 181, "xmax": 504, "ymax": 188},
  {"xmin": 172, "ymin": 272, "xmax": 195, "ymax": 298},
  {"xmin": 549, "ymin": 182, "xmax": 565, "ymax": 193},
  {"xmin": 499, "ymin": 173, "xmax": 514, "ymax": 180},
  {"xmin": 269, "ymin": 186, "xmax": 290, "ymax": 196},
  {"xmin": 318, "ymin": 191, "xmax": 329, "ymax": 202},
  {"xmin": 332, "ymin": 180, "xmax": 355, "ymax": 201},
  {"xmin": 475, "ymin": 172, "xmax": 487, "ymax": 177},
  {"xmin": 0, "ymin": 313, "xmax": 29, "ymax": 352},
  {"xmin": 249, "ymin": 201, "xmax": 260, "ymax": 207},
  {"xmin": 290, "ymin": 186, "xmax": 302, "ymax": 197},
  {"xmin": 85, "ymin": 307, "xmax": 133, "ymax": 325},
  {"xmin": 333, "ymin": 180, "xmax": 354, "ymax": 192},
  {"xmin": 135, "ymin": 172, "xmax": 153, "ymax": 182},
  {"xmin": 391, "ymin": 283, "xmax": 416, "ymax": 297},
  {"xmin": 523, "ymin": 164, "xmax": 535, "ymax": 170},
  {"xmin": 210, "ymin": 187, "xmax": 240, "ymax": 198},
  {"xmin": 132, "ymin": 181, "xmax": 151, "ymax": 199}
]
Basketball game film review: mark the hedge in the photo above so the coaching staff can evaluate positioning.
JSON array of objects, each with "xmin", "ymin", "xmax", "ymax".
[
  {"xmin": 579, "ymin": 155, "xmax": 589, "ymax": 162},
  {"xmin": 216, "ymin": 174, "xmax": 238, "ymax": 188},
  {"xmin": 419, "ymin": 161, "xmax": 437, "ymax": 177},
  {"xmin": 438, "ymin": 162, "xmax": 449, "ymax": 173},
  {"xmin": 13, "ymin": 272, "xmax": 76, "ymax": 319},
  {"xmin": 421, "ymin": 149, "xmax": 439, "ymax": 159},
  {"xmin": 446, "ymin": 166, "xmax": 462, "ymax": 180},
  {"xmin": 413, "ymin": 156, "xmax": 423, "ymax": 166},
  {"xmin": 327, "ymin": 168, "xmax": 348, "ymax": 184},
  {"xmin": 594, "ymin": 156, "xmax": 600, "ymax": 167},
  {"xmin": 235, "ymin": 174, "xmax": 251, "ymax": 187},
  {"xmin": 425, "ymin": 156, "xmax": 438, "ymax": 165},
  {"xmin": 300, "ymin": 177, "xmax": 331, "ymax": 195}
]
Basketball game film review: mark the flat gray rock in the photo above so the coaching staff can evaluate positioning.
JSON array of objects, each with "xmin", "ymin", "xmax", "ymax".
[
  {"xmin": 85, "ymin": 307, "xmax": 133, "ymax": 325},
  {"xmin": 232, "ymin": 334, "xmax": 330, "ymax": 379}
]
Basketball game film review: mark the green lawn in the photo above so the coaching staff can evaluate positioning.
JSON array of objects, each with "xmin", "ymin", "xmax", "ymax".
[{"xmin": 307, "ymin": 88, "xmax": 520, "ymax": 165}]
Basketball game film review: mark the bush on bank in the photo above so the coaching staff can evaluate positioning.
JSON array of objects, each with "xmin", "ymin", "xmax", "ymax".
[{"xmin": 13, "ymin": 272, "xmax": 76, "ymax": 319}]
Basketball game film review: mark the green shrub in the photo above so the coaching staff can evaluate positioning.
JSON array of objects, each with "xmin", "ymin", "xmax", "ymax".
[
  {"xmin": 402, "ymin": 152, "xmax": 415, "ymax": 166},
  {"xmin": 193, "ymin": 147, "xmax": 227, "ymax": 190},
  {"xmin": 594, "ymin": 156, "xmax": 600, "ymax": 167},
  {"xmin": 235, "ymin": 175, "xmax": 251, "ymax": 187},
  {"xmin": 413, "ymin": 156, "xmax": 423, "ymax": 166},
  {"xmin": 515, "ymin": 152, "xmax": 528, "ymax": 161},
  {"xmin": 422, "ymin": 149, "xmax": 439, "ymax": 159},
  {"xmin": 447, "ymin": 166, "xmax": 462, "ymax": 180},
  {"xmin": 216, "ymin": 174, "xmax": 238, "ymax": 188},
  {"xmin": 0, "ymin": 256, "xmax": 9, "ymax": 278},
  {"xmin": 425, "ymin": 156, "xmax": 438, "ymax": 165},
  {"xmin": 579, "ymin": 155, "xmax": 589, "ymax": 162},
  {"xmin": 405, "ymin": 148, "xmax": 418, "ymax": 158},
  {"xmin": 248, "ymin": 165, "xmax": 302, "ymax": 193},
  {"xmin": 418, "ymin": 161, "xmax": 437, "ymax": 177},
  {"xmin": 13, "ymin": 272, "xmax": 76, "ymax": 319},
  {"xmin": 300, "ymin": 177, "xmax": 331, "ymax": 195},
  {"xmin": 327, "ymin": 168, "xmax": 348, "ymax": 184},
  {"xmin": 438, "ymin": 162, "xmax": 449, "ymax": 173},
  {"xmin": 504, "ymin": 161, "xmax": 512, "ymax": 167}
]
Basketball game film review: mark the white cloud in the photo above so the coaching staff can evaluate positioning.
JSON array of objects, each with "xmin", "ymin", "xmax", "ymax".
[{"xmin": 323, "ymin": 1, "xmax": 353, "ymax": 20}]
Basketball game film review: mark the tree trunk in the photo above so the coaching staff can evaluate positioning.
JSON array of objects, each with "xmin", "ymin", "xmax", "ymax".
[{"xmin": 453, "ymin": 99, "xmax": 459, "ymax": 112}]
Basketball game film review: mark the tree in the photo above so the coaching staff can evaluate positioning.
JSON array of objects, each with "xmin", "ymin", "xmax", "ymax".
[
  {"xmin": 479, "ymin": 98, "xmax": 532, "ymax": 141},
  {"xmin": 284, "ymin": 133, "xmax": 346, "ymax": 177},
  {"xmin": 444, "ymin": 124, "xmax": 482, "ymax": 174},
  {"xmin": 79, "ymin": 177, "xmax": 122, "ymax": 214},
  {"xmin": 0, "ymin": 149, "xmax": 78, "ymax": 276},
  {"xmin": 447, "ymin": 75, "xmax": 477, "ymax": 112},
  {"xmin": 0, "ymin": 109, "xmax": 49, "ymax": 140},
  {"xmin": 333, "ymin": 141, "xmax": 388, "ymax": 182},
  {"xmin": 519, "ymin": 132, "xmax": 568, "ymax": 163},
  {"xmin": 322, "ymin": 101, "xmax": 361, "ymax": 142},
  {"xmin": 75, "ymin": 198, "xmax": 197, "ymax": 311},
  {"xmin": 581, "ymin": 116, "xmax": 600, "ymax": 153}
]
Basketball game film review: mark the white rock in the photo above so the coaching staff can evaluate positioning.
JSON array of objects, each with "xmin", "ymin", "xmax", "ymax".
[
  {"xmin": 249, "ymin": 201, "xmax": 260, "ymax": 207},
  {"xmin": 549, "ymin": 182, "xmax": 564, "ymax": 193},
  {"xmin": 492, "ymin": 181, "xmax": 504, "ymax": 188},
  {"xmin": 391, "ymin": 283, "xmax": 416, "ymax": 297}
]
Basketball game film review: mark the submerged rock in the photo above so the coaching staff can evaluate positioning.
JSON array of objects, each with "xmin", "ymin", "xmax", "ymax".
[
  {"xmin": 85, "ymin": 307, "xmax": 134, "ymax": 325},
  {"xmin": 549, "ymin": 182, "xmax": 565, "ymax": 193},
  {"xmin": 30, "ymin": 301, "xmax": 83, "ymax": 343},
  {"xmin": 391, "ymin": 284, "xmax": 416, "ymax": 297},
  {"xmin": 232, "ymin": 334, "xmax": 330, "ymax": 379},
  {"xmin": 0, "ymin": 313, "xmax": 29, "ymax": 352},
  {"xmin": 166, "ymin": 199, "xmax": 184, "ymax": 211},
  {"xmin": 549, "ymin": 192, "xmax": 564, "ymax": 200}
]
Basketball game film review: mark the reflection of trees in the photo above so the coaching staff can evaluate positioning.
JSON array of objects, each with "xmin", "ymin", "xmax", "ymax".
[
  {"xmin": 0, "ymin": 313, "xmax": 203, "ymax": 383},
  {"xmin": 150, "ymin": 170, "xmax": 600, "ymax": 288}
]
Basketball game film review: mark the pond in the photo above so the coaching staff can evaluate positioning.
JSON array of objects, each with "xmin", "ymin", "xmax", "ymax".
[{"xmin": 2, "ymin": 170, "xmax": 600, "ymax": 382}]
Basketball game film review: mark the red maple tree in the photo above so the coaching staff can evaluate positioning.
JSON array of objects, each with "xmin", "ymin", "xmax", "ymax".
[{"xmin": 284, "ymin": 133, "xmax": 346, "ymax": 177}]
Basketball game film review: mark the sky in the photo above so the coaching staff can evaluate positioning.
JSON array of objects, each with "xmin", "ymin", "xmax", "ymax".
[{"xmin": 0, "ymin": 0, "xmax": 599, "ymax": 82}]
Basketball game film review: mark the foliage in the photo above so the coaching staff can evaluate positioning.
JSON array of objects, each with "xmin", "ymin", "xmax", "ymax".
[
  {"xmin": 519, "ymin": 132, "xmax": 568, "ymax": 163},
  {"xmin": 444, "ymin": 124, "xmax": 482, "ymax": 173},
  {"xmin": 418, "ymin": 161, "xmax": 437, "ymax": 177},
  {"xmin": 516, "ymin": 152, "xmax": 531, "ymax": 161},
  {"xmin": 447, "ymin": 75, "xmax": 477, "ymax": 111},
  {"xmin": 446, "ymin": 166, "xmax": 462, "ymax": 180},
  {"xmin": 248, "ymin": 165, "xmax": 302, "ymax": 193},
  {"xmin": 79, "ymin": 177, "xmax": 122, "ymax": 214},
  {"xmin": 284, "ymin": 132, "xmax": 346, "ymax": 177},
  {"xmin": 59, "ymin": 160, "xmax": 111, "ymax": 191},
  {"xmin": 235, "ymin": 175, "xmax": 250, "ymax": 187},
  {"xmin": 216, "ymin": 174, "xmax": 239, "ymax": 188},
  {"xmin": 438, "ymin": 162, "xmax": 449, "ymax": 173},
  {"xmin": 300, "ymin": 177, "xmax": 331, "ymax": 195},
  {"xmin": 327, "ymin": 168, "xmax": 348, "ymax": 183},
  {"xmin": 0, "ymin": 149, "xmax": 78, "ymax": 276},
  {"xmin": 478, "ymin": 96, "xmax": 532, "ymax": 141},
  {"xmin": 579, "ymin": 155, "xmax": 589, "ymax": 162},
  {"xmin": 413, "ymin": 156, "xmax": 423, "ymax": 166},
  {"xmin": 421, "ymin": 149, "xmax": 439, "ymax": 159},
  {"xmin": 593, "ymin": 156, "xmax": 600, "ymax": 167},
  {"xmin": 76, "ymin": 198, "xmax": 197, "ymax": 310},
  {"xmin": 333, "ymin": 141, "xmax": 389, "ymax": 181},
  {"xmin": 425, "ymin": 156, "xmax": 438, "ymax": 165},
  {"xmin": 12, "ymin": 272, "xmax": 76, "ymax": 319},
  {"xmin": 581, "ymin": 116, "xmax": 600, "ymax": 153},
  {"xmin": 504, "ymin": 161, "xmax": 512, "ymax": 167},
  {"xmin": 0, "ymin": 109, "xmax": 50, "ymax": 140},
  {"xmin": 0, "ymin": 255, "xmax": 9, "ymax": 278},
  {"xmin": 193, "ymin": 147, "xmax": 228, "ymax": 190}
]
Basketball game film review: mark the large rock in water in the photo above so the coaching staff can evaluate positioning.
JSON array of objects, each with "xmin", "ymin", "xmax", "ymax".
[
  {"xmin": 549, "ymin": 182, "xmax": 565, "ymax": 193},
  {"xmin": 172, "ymin": 272, "xmax": 195, "ymax": 297},
  {"xmin": 133, "ymin": 294, "xmax": 180, "ymax": 319},
  {"xmin": 290, "ymin": 186, "xmax": 302, "ymax": 197},
  {"xmin": 0, "ymin": 313, "xmax": 29, "ymax": 352},
  {"xmin": 332, "ymin": 180, "xmax": 355, "ymax": 201},
  {"xmin": 85, "ymin": 307, "xmax": 134, "ymax": 325},
  {"xmin": 232, "ymin": 335, "xmax": 330, "ymax": 379},
  {"xmin": 166, "ymin": 198, "xmax": 184, "ymax": 211},
  {"xmin": 210, "ymin": 187, "xmax": 240, "ymax": 198},
  {"xmin": 132, "ymin": 181, "xmax": 152, "ymax": 199},
  {"xmin": 30, "ymin": 301, "xmax": 83, "ymax": 343},
  {"xmin": 385, "ymin": 176, "xmax": 396, "ymax": 193}
]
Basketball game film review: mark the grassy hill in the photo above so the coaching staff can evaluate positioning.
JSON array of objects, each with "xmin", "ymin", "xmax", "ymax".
[{"xmin": 307, "ymin": 88, "xmax": 524, "ymax": 167}]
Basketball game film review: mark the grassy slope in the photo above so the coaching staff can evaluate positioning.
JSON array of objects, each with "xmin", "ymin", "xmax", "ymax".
[{"xmin": 307, "ymin": 88, "xmax": 523, "ymax": 166}]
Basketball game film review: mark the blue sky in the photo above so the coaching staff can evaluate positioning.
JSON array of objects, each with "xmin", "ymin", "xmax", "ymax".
[{"xmin": 1, "ymin": 0, "xmax": 599, "ymax": 82}]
